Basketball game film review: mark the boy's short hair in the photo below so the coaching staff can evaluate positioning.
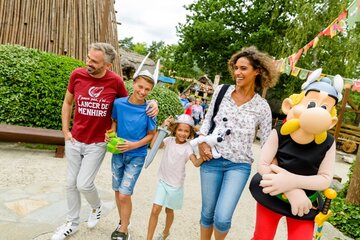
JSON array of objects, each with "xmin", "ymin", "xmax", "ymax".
[
  {"xmin": 134, "ymin": 70, "xmax": 156, "ymax": 87},
  {"xmin": 134, "ymin": 75, "xmax": 155, "ymax": 87}
]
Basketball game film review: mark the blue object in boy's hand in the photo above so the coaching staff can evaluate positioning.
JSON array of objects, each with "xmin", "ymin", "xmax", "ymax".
[{"xmin": 106, "ymin": 130, "xmax": 125, "ymax": 154}]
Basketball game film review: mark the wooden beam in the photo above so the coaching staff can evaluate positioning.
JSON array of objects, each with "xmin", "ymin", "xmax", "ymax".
[{"xmin": 334, "ymin": 84, "xmax": 352, "ymax": 141}]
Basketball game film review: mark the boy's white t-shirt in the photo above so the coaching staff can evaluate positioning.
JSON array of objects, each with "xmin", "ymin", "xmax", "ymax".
[{"xmin": 158, "ymin": 137, "xmax": 194, "ymax": 188}]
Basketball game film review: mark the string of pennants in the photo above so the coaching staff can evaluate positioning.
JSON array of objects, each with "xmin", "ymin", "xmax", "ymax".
[{"xmin": 274, "ymin": 0, "xmax": 360, "ymax": 92}]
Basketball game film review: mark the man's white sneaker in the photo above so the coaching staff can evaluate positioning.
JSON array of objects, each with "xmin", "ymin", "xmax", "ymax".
[
  {"xmin": 51, "ymin": 222, "xmax": 78, "ymax": 240},
  {"xmin": 87, "ymin": 204, "xmax": 102, "ymax": 228}
]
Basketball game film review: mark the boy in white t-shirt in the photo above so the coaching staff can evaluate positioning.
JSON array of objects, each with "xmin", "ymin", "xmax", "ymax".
[{"xmin": 146, "ymin": 114, "xmax": 203, "ymax": 240}]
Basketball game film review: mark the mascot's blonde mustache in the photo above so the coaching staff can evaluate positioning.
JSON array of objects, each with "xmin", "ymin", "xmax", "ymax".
[
  {"xmin": 280, "ymin": 119, "xmax": 327, "ymax": 144},
  {"xmin": 280, "ymin": 119, "xmax": 300, "ymax": 135}
]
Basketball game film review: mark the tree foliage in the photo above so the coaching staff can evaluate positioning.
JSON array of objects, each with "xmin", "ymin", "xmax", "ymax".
[{"xmin": 176, "ymin": 0, "xmax": 359, "ymax": 111}]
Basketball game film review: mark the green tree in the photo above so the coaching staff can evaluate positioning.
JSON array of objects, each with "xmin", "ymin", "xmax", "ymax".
[
  {"xmin": 148, "ymin": 41, "xmax": 165, "ymax": 60},
  {"xmin": 132, "ymin": 42, "xmax": 148, "ymax": 55},
  {"xmin": 119, "ymin": 37, "xmax": 135, "ymax": 50},
  {"xmin": 177, "ymin": 0, "xmax": 292, "ymax": 81},
  {"xmin": 177, "ymin": 0, "xmax": 359, "ymax": 110}
]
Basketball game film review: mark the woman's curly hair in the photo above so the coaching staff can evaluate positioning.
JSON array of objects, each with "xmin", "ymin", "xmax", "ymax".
[{"xmin": 228, "ymin": 46, "xmax": 279, "ymax": 90}]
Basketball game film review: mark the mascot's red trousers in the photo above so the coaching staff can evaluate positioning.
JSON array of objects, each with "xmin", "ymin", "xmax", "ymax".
[{"xmin": 252, "ymin": 203, "xmax": 314, "ymax": 240}]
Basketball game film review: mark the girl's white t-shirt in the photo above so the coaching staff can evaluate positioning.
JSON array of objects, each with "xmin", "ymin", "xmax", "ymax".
[{"xmin": 158, "ymin": 137, "xmax": 194, "ymax": 188}]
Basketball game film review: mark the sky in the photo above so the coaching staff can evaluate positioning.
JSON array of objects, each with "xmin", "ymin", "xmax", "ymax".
[{"xmin": 114, "ymin": 0, "xmax": 194, "ymax": 45}]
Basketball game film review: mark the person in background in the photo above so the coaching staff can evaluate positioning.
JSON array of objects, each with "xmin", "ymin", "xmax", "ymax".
[
  {"xmin": 201, "ymin": 98, "xmax": 209, "ymax": 115},
  {"xmin": 146, "ymin": 114, "xmax": 203, "ymax": 240},
  {"xmin": 52, "ymin": 42, "xmax": 158, "ymax": 240},
  {"xmin": 198, "ymin": 46, "xmax": 279, "ymax": 240},
  {"xmin": 179, "ymin": 93, "xmax": 189, "ymax": 109},
  {"xmin": 184, "ymin": 96, "xmax": 195, "ymax": 116},
  {"xmin": 192, "ymin": 98, "xmax": 204, "ymax": 125}
]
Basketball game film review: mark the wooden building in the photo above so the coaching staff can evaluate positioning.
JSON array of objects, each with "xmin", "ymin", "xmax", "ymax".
[
  {"xmin": 0, "ymin": 0, "xmax": 121, "ymax": 74},
  {"xmin": 182, "ymin": 75, "xmax": 214, "ymax": 99},
  {"xmin": 119, "ymin": 48, "xmax": 155, "ymax": 80}
]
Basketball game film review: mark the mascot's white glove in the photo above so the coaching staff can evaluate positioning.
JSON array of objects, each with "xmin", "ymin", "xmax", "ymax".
[
  {"xmin": 284, "ymin": 189, "xmax": 312, "ymax": 217},
  {"xmin": 260, "ymin": 165, "xmax": 298, "ymax": 195}
]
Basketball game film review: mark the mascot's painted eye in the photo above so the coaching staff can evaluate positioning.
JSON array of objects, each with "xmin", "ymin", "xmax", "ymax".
[
  {"xmin": 321, "ymin": 105, "xmax": 327, "ymax": 110},
  {"xmin": 307, "ymin": 101, "xmax": 316, "ymax": 108}
]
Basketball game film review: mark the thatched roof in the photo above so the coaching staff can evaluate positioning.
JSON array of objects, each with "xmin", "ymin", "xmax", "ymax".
[{"xmin": 119, "ymin": 48, "xmax": 155, "ymax": 72}]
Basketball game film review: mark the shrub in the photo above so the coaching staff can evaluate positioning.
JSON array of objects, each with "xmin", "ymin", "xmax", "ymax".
[
  {"xmin": 124, "ymin": 81, "xmax": 183, "ymax": 125},
  {"xmin": 0, "ymin": 44, "xmax": 84, "ymax": 129},
  {"xmin": 329, "ymin": 162, "xmax": 360, "ymax": 239},
  {"xmin": 0, "ymin": 44, "xmax": 183, "ymax": 130}
]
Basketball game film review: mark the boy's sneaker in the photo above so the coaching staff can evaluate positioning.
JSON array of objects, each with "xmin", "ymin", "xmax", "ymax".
[
  {"xmin": 114, "ymin": 220, "xmax": 131, "ymax": 231},
  {"xmin": 111, "ymin": 231, "xmax": 131, "ymax": 240},
  {"xmin": 51, "ymin": 222, "xmax": 78, "ymax": 240},
  {"xmin": 87, "ymin": 204, "xmax": 102, "ymax": 228}
]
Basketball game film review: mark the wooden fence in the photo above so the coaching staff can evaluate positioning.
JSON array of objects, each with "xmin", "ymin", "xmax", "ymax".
[{"xmin": 0, "ymin": 0, "xmax": 121, "ymax": 74}]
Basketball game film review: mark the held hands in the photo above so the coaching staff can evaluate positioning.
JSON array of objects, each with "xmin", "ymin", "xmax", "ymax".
[
  {"xmin": 199, "ymin": 142, "xmax": 213, "ymax": 161},
  {"xmin": 260, "ymin": 165, "xmax": 298, "ymax": 195},
  {"xmin": 146, "ymin": 99, "xmax": 159, "ymax": 118},
  {"xmin": 284, "ymin": 189, "xmax": 312, "ymax": 217}
]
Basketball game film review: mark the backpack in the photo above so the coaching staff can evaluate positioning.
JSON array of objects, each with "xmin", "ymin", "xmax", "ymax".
[{"xmin": 208, "ymin": 84, "xmax": 230, "ymax": 134}]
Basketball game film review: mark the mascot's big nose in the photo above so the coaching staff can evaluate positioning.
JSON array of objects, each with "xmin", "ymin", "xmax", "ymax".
[{"xmin": 299, "ymin": 107, "xmax": 332, "ymax": 134}]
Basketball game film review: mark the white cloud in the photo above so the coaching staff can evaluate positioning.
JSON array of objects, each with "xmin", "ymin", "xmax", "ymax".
[{"xmin": 115, "ymin": 0, "xmax": 194, "ymax": 45}]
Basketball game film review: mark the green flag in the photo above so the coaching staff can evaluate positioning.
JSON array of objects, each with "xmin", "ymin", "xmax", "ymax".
[{"xmin": 347, "ymin": 0, "xmax": 360, "ymax": 29}]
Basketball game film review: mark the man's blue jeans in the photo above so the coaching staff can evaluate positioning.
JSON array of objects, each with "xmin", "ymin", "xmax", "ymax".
[{"xmin": 200, "ymin": 157, "xmax": 251, "ymax": 232}]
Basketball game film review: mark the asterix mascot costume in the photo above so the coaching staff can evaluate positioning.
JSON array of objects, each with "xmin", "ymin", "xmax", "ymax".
[{"xmin": 249, "ymin": 68, "xmax": 344, "ymax": 240}]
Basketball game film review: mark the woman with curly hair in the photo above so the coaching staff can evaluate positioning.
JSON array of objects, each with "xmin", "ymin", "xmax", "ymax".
[{"xmin": 197, "ymin": 46, "xmax": 279, "ymax": 240}]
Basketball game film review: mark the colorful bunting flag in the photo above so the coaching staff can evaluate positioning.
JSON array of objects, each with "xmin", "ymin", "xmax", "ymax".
[
  {"xmin": 299, "ymin": 69, "xmax": 309, "ymax": 80},
  {"xmin": 275, "ymin": 59, "xmax": 285, "ymax": 73},
  {"xmin": 347, "ymin": 0, "xmax": 360, "ymax": 29},
  {"xmin": 313, "ymin": 37, "xmax": 320, "ymax": 48},
  {"xmin": 291, "ymin": 67, "xmax": 301, "ymax": 77},
  {"xmin": 330, "ymin": 21, "xmax": 338, "ymax": 38},
  {"xmin": 352, "ymin": 80, "xmax": 360, "ymax": 92},
  {"xmin": 284, "ymin": 63, "xmax": 291, "ymax": 75},
  {"xmin": 322, "ymin": 26, "xmax": 331, "ymax": 36},
  {"xmin": 275, "ymin": 0, "xmax": 358, "ymax": 91},
  {"xmin": 293, "ymin": 49, "xmax": 304, "ymax": 65}
]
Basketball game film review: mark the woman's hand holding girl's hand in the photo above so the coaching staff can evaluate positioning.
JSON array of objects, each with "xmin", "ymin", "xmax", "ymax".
[{"xmin": 199, "ymin": 142, "xmax": 213, "ymax": 161}]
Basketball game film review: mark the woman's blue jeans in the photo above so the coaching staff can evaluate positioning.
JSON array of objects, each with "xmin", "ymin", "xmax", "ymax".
[{"xmin": 200, "ymin": 157, "xmax": 251, "ymax": 232}]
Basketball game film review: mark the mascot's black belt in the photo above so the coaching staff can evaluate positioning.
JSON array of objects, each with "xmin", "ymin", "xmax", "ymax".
[{"xmin": 249, "ymin": 173, "xmax": 323, "ymax": 220}]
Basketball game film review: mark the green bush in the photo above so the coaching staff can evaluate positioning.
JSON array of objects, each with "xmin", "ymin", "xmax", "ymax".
[
  {"xmin": 0, "ymin": 44, "xmax": 183, "ymax": 130},
  {"xmin": 124, "ymin": 81, "xmax": 183, "ymax": 125},
  {"xmin": 0, "ymin": 44, "xmax": 84, "ymax": 129},
  {"xmin": 329, "ymin": 162, "xmax": 360, "ymax": 239}
]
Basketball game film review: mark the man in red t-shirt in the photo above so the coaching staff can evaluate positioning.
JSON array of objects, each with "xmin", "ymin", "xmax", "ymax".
[{"xmin": 52, "ymin": 43, "xmax": 158, "ymax": 240}]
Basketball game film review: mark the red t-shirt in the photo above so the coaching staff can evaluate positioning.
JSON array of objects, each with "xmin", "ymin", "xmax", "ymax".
[
  {"xmin": 184, "ymin": 105, "xmax": 192, "ymax": 116},
  {"xmin": 68, "ymin": 68, "xmax": 128, "ymax": 144}
]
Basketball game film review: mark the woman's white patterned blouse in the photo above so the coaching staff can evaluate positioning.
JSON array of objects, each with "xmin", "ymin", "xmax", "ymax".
[{"xmin": 199, "ymin": 84, "xmax": 272, "ymax": 164}]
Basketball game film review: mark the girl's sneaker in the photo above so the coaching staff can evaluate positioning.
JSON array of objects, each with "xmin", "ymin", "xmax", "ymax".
[
  {"xmin": 51, "ymin": 222, "xmax": 78, "ymax": 240},
  {"xmin": 156, "ymin": 232, "xmax": 170, "ymax": 240}
]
